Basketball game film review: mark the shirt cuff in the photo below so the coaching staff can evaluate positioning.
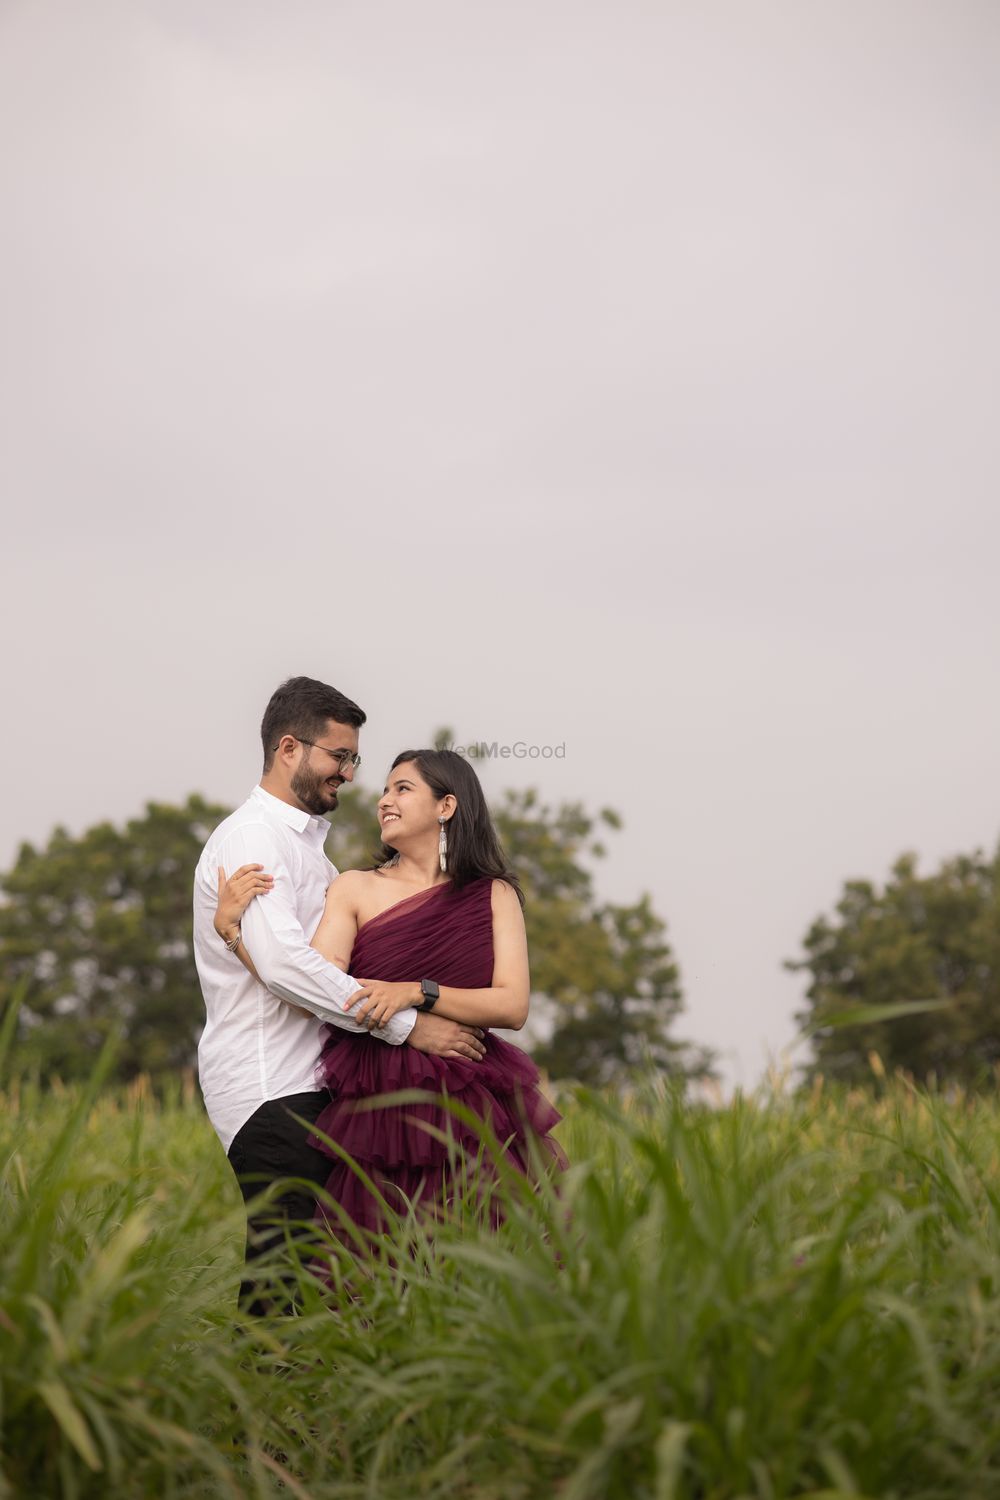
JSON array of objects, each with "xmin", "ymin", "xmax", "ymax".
[{"xmin": 386, "ymin": 1007, "xmax": 418, "ymax": 1044}]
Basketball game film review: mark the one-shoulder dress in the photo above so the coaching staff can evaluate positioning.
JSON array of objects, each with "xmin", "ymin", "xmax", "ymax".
[{"xmin": 308, "ymin": 877, "xmax": 565, "ymax": 1238}]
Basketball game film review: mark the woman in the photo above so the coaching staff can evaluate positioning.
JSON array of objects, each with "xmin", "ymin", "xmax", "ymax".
[{"xmin": 215, "ymin": 748, "xmax": 565, "ymax": 1242}]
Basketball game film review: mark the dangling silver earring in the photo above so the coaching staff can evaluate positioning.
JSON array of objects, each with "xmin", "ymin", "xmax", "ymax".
[{"xmin": 438, "ymin": 816, "xmax": 448, "ymax": 874}]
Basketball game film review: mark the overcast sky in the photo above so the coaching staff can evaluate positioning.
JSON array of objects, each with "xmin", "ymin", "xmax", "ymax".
[{"xmin": 2, "ymin": 0, "xmax": 998, "ymax": 1085}]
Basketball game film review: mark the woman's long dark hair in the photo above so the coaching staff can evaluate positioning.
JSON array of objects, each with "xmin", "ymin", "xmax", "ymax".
[{"xmin": 375, "ymin": 749, "xmax": 524, "ymax": 907}]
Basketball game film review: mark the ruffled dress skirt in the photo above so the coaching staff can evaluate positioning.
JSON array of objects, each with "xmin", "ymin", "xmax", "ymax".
[{"xmin": 306, "ymin": 876, "xmax": 565, "ymax": 1241}]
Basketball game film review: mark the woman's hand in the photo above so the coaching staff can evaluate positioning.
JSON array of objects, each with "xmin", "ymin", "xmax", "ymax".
[
  {"xmin": 347, "ymin": 979, "xmax": 420, "ymax": 1031},
  {"xmin": 215, "ymin": 864, "xmax": 274, "ymax": 941}
]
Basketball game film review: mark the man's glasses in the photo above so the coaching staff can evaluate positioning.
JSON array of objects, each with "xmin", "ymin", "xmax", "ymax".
[{"xmin": 276, "ymin": 737, "xmax": 362, "ymax": 774}]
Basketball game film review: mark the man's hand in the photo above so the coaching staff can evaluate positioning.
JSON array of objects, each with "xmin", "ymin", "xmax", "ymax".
[{"xmin": 408, "ymin": 1012, "xmax": 487, "ymax": 1062}]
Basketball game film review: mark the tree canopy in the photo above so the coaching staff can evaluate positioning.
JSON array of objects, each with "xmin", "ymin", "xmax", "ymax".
[
  {"xmin": 0, "ymin": 796, "xmax": 229, "ymax": 1080},
  {"xmin": 789, "ymin": 844, "xmax": 1000, "ymax": 1087},
  {"xmin": 0, "ymin": 783, "xmax": 707, "ymax": 1089}
]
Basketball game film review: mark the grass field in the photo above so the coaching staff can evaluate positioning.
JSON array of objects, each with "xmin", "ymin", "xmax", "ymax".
[{"xmin": 2, "ymin": 1054, "xmax": 1000, "ymax": 1499}]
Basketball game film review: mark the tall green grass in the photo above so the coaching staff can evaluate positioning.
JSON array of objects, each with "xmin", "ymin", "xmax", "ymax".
[{"xmin": 2, "ymin": 1063, "xmax": 1000, "ymax": 1498}]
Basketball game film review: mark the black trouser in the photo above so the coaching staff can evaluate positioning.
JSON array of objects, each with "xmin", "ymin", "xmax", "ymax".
[{"xmin": 227, "ymin": 1090, "xmax": 333, "ymax": 1317}]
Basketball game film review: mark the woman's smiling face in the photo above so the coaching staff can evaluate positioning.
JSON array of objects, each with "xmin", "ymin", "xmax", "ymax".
[{"xmin": 377, "ymin": 761, "xmax": 440, "ymax": 848}]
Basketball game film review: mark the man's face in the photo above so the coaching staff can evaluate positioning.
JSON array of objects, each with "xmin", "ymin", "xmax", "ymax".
[{"xmin": 289, "ymin": 719, "xmax": 360, "ymax": 816}]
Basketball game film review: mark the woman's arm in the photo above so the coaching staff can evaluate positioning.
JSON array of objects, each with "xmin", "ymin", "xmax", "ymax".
[
  {"xmin": 308, "ymin": 870, "xmax": 362, "ymax": 972},
  {"xmin": 215, "ymin": 864, "xmax": 269, "ymax": 984},
  {"xmin": 214, "ymin": 865, "xmax": 359, "ymax": 1017},
  {"xmin": 352, "ymin": 882, "xmax": 530, "ymax": 1032},
  {"xmin": 430, "ymin": 881, "xmax": 530, "ymax": 1028}
]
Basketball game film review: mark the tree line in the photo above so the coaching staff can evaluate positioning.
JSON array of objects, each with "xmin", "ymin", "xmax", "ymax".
[
  {"xmin": 0, "ymin": 786, "xmax": 711, "ymax": 1088},
  {"xmin": 1, "ymin": 782, "xmax": 996, "ymax": 1090},
  {"xmin": 789, "ymin": 845, "xmax": 1000, "ymax": 1087}
]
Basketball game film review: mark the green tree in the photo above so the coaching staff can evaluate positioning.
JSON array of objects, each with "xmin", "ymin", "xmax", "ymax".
[
  {"xmin": 0, "ymin": 796, "xmax": 228, "ymax": 1080},
  {"xmin": 0, "ymin": 779, "xmax": 709, "ymax": 1089},
  {"xmin": 492, "ymin": 789, "xmax": 710, "ymax": 1086},
  {"xmin": 788, "ymin": 844, "xmax": 1000, "ymax": 1087}
]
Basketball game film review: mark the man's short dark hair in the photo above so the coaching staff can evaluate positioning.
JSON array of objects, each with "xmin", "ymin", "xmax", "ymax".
[{"xmin": 260, "ymin": 677, "xmax": 367, "ymax": 771}]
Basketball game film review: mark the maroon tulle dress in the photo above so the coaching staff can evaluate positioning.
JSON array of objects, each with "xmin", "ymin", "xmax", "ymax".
[{"xmin": 308, "ymin": 877, "xmax": 565, "ymax": 1239}]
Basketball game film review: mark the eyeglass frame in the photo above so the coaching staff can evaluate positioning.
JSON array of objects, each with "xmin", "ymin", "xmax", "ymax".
[{"xmin": 272, "ymin": 736, "xmax": 362, "ymax": 774}]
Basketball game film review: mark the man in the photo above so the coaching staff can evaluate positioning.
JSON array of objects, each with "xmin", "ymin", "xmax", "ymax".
[{"xmin": 193, "ymin": 676, "xmax": 486, "ymax": 1313}]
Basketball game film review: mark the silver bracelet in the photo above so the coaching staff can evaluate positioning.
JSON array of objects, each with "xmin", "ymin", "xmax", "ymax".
[{"xmin": 223, "ymin": 928, "xmax": 242, "ymax": 953}]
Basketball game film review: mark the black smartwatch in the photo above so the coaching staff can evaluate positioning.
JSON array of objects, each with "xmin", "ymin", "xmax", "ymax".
[{"xmin": 418, "ymin": 978, "xmax": 440, "ymax": 1011}]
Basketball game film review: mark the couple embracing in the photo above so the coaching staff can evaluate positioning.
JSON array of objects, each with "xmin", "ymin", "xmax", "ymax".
[{"xmin": 193, "ymin": 676, "xmax": 563, "ymax": 1313}]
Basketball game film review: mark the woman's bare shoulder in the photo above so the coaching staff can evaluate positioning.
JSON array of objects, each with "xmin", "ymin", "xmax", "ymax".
[
  {"xmin": 327, "ymin": 869, "xmax": 378, "ymax": 903},
  {"xmin": 490, "ymin": 878, "xmax": 524, "ymax": 911}
]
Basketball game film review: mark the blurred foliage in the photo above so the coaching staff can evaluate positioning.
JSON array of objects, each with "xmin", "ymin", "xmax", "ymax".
[
  {"xmin": 789, "ymin": 843, "xmax": 1000, "ymax": 1087},
  {"xmin": 0, "ymin": 796, "xmax": 229, "ymax": 1081},
  {"xmin": 492, "ymin": 789, "xmax": 711, "ymax": 1086},
  {"xmin": 0, "ymin": 768, "xmax": 707, "ymax": 1088}
]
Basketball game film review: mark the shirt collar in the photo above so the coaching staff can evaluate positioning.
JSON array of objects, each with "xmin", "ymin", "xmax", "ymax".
[{"xmin": 249, "ymin": 784, "xmax": 330, "ymax": 840}]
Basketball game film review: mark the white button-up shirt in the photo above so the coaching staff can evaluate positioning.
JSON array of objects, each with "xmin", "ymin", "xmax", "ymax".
[{"xmin": 194, "ymin": 785, "xmax": 417, "ymax": 1152}]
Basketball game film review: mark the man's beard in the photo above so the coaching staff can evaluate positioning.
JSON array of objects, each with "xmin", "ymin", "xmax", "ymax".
[{"xmin": 290, "ymin": 757, "xmax": 341, "ymax": 816}]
